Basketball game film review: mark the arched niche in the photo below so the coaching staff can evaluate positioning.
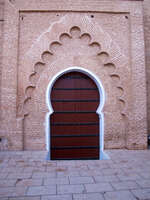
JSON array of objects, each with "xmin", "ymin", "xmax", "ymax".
[{"xmin": 46, "ymin": 66, "xmax": 109, "ymax": 160}]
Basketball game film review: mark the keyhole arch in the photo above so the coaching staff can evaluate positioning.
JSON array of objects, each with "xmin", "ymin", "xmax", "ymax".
[
  {"xmin": 45, "ymin": 66, "xmax": 109, "ymax": 160},
  {"xmin": 51, "ymin": 71, "xmax": 100, "ymax": 113}
]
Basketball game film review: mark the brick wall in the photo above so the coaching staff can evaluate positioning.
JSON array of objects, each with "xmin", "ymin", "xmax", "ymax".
[
  {"xmin": 143, "ymin": 0, "xmax": 150, "ymax": 134},
  {"xmin": 0, "ymin": 0, "xmax": 4, "ymax": 118},
  {"xmin": 0, "ymin": 0, "xmax": 148, "ymax": 150}
]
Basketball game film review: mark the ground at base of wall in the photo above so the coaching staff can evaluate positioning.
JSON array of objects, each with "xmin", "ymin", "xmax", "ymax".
[{"xmin": 0, "ymin": 150, "xmax": 150, "ymax": 200}]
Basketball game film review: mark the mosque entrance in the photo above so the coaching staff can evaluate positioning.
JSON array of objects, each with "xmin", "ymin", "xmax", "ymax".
[{"xmin": 50, "ymin": 71, "xmax": 100, "ymax": 160}]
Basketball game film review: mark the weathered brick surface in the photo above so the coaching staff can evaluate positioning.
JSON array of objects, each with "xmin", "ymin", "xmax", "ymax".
[
  {"xmin": 0, "ymin": 0, "xmax": 148, "ymax": 151},
  {"xmin": 143, "ymin": 0, "xmax": 150, "ymax": 134},
  {"xmin": 0, "ymin": 0, "xmax": 4, "ymax": 139}
]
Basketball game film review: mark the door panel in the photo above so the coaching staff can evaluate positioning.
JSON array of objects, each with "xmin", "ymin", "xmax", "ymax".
[
  {"xmin": 51, "ymin": 113, "xmax": 98, "ymax": 123},
  {"xmin": 52, "ymin": 90, "xmax": 99, "ymax": 100},
  {"xmin": 51, "ymin": 125, "xmax": 99, "ymax": 136},
  {"xmin": 50, "ymin": 71, "xmax": 100, "ymax": 160},
  {"xmin": 52, "ymin": 149, "xmax": 99, "ymax": 160},
  {"xmin": 52, "ymin": 102, "xmax": 99, "ymax": 111}
]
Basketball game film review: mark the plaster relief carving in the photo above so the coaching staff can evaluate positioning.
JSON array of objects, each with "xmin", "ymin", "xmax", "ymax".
[
  {"xmin": 0, "ymin": 0, "xmax": 147, "ymax": 151},
  {"xmin": 104, "ymin": 63, "xmax": 116, "ymax": 75},
  {"xmin": 18, "ymin": 14, "xmax": 131, "ymax": 151},
  {"xmin": 23, "ymin": 21, "xmax": 127, "ymax": 118}
]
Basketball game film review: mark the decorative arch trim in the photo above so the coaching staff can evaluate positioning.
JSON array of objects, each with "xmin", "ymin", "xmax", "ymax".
[
  {"xmin": 45, "ymin": 66, "xmax": 109, "ymax": 160},
  {"xmin": 22, "ymin": 15, "xmax": 128, "ymax": 118}
]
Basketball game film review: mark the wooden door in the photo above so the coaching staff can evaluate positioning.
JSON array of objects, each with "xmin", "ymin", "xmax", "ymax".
[{"xmin": 50, "ymin": 71, "xmax": 100, "ymax": 160}]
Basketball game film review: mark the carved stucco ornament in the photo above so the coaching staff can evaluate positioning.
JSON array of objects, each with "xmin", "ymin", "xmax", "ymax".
[{"xmin": 21, "ymin": 14, "xmax": 128, "ymax": 118}]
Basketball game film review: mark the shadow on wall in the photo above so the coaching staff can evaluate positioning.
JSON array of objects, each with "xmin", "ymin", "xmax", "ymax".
[
  {"xmin": 0, "ymin": 137, "xmax": 9, "ymax": 150},
  {"xmin": 148, "ymin": 135, "xmax": 150, "ymax": 149}
]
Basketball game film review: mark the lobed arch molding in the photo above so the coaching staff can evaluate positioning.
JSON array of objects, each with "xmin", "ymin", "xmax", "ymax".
[{"xmin": 22, "ymin": 14, "xmax": 129, "ymax": 157}]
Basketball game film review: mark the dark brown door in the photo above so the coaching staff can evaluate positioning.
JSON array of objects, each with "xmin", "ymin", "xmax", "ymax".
[{"xmin": 50, "ymin": 71, "xmax": 100, "ymax": 160}]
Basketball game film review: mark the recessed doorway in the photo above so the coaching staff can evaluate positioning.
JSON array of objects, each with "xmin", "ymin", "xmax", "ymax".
[{"xmin": 50, "ymin": 71, "xmax": 100, "ymax": 160}]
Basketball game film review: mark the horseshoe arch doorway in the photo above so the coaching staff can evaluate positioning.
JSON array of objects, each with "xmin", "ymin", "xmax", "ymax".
[{"xmin": 46, "ymin": 67, "xmax": 107, "ymax": 160}]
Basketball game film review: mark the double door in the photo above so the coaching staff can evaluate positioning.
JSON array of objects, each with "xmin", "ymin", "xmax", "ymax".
[{"xmin": 50, "ymin": 71, "xmax": 100, "ymax": 160}]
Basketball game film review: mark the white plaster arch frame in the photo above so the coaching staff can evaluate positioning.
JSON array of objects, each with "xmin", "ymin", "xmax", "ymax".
[{"xmin": 46, "ymin": 66, "xmax": 109, "ymax": 160}]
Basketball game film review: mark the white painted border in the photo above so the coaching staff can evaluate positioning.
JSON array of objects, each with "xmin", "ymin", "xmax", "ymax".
[{"xmin": 45, "ymin": 66, "xmax": 109, "ymax": 160}]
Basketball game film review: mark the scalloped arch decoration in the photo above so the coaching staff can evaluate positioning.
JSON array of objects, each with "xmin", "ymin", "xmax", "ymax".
[
  {"xmin": 46, "ymin": 66, "xmax": 109, "ymax": 160},
  {"xmin": 23, "ymin": 14, "xmax": 128, "ymax": 117}
]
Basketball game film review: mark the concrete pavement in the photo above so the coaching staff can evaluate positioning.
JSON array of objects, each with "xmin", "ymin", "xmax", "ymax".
[{"xmin": 0, "ymin": 150, "xmax": 150, "ymax": 200}]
